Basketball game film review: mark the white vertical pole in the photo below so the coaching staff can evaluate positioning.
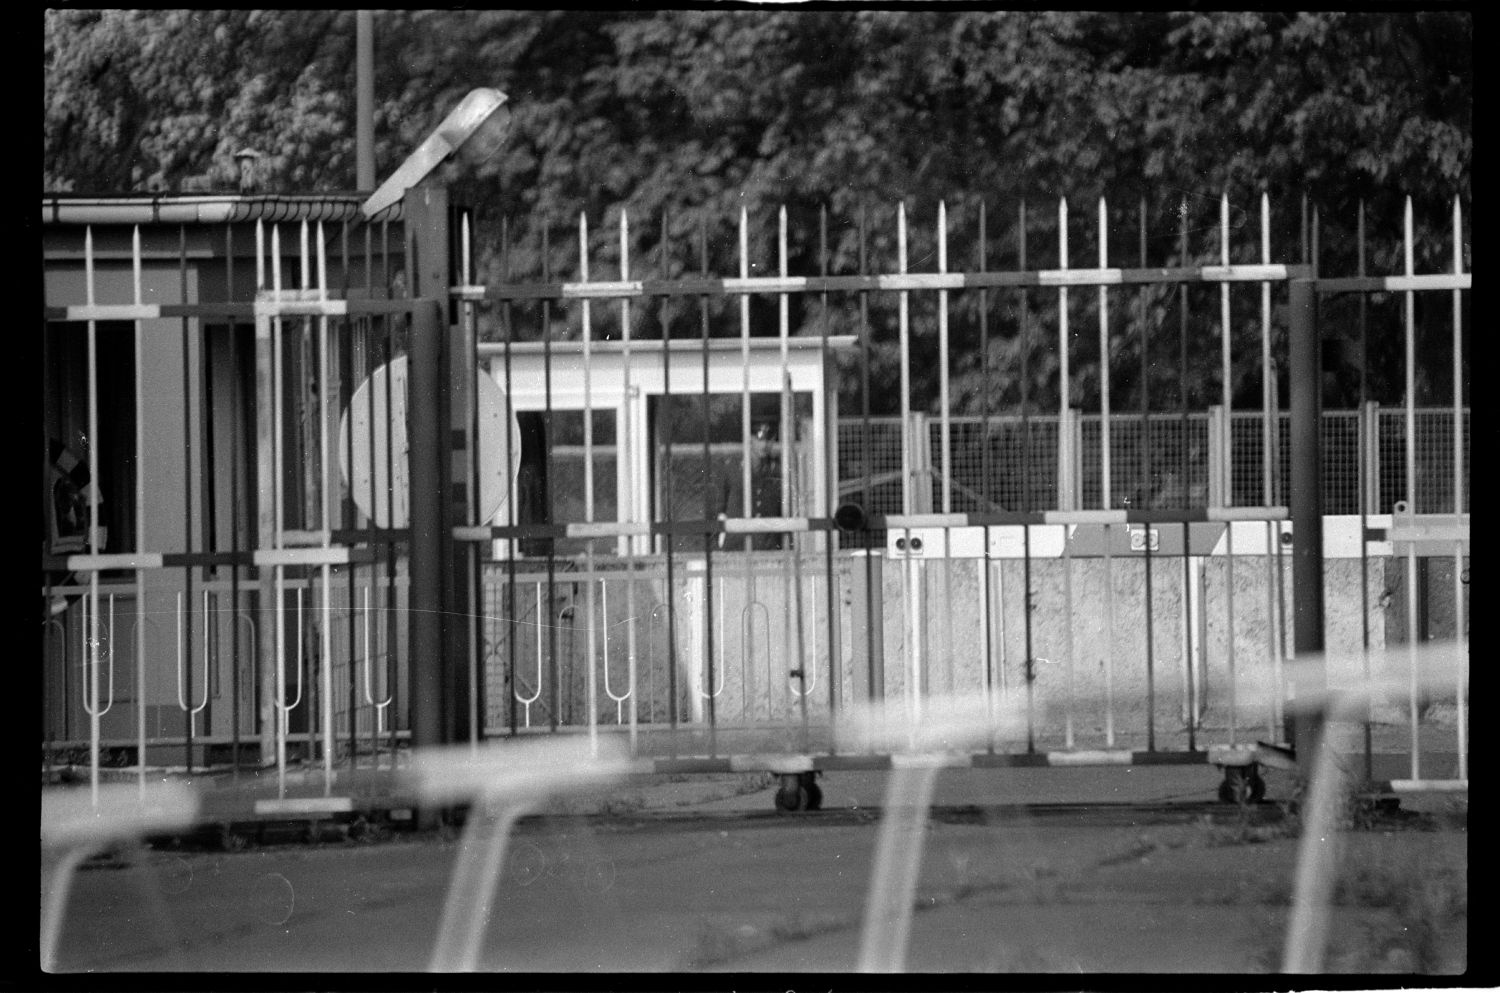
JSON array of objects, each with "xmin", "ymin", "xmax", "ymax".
[
  {"xmin": 1220, "ymin": 193, "xmax": 1234, "ymax": 504},
  {"xmin": 1097, "ymin": 197, "xmax": 1112, "ymax": 509},
  {"xmin": 272, "ymin": 224, "xmax": 288, "ymax": 798},
  {"xmin": 738, "ymin": 208, "xmax": 760, "ymax": 716},
  {"xmin": 937, "ymin": 202, "xmax": 955, "ymax": 697},
  {"xmin": 84, "ymin": 226, "xmax": 101, "ymax": 805},
  {"xmin": 581, "ymin": 213, "xmax": 599, "ymax": 757},
  {"xmin": 938, "ymin": 201, "xmax": 952, "ymax": 516},
  {"xmin": 1220, "ymin": 193, "xmax": 1238, "ymax": 745},
  {"xmin": 620, "ymin": 211, "xmax": 638, "ymax": 752},
  {"xmin": 1451, "ymin": 197, "xmax": 1467, "ymax": 782},
  {"xmin": 134, "ymin": 223, "xmax": 147, "ymax": 798},
  {"xmin": 1098, "ymin": 197, "xmax": 1114, "ymax": 747},
  {"xmin": 316, "ymin": 223, "xmax": 334, "ymax": 792},
  {"xmin": 1058, "ymin": 198, "xmax": 1075, "ymax": 747},
  {"xmin": 1403, "ymin": 197, "xmax": 1419, "ymax": 780},
  {"xmin": 1261, "ymin": 194, "xmax": 1283, "ymax": 741},
  {"xmin": 897, "ymin": 203, "xmax": 919, "ymax": 732},
  {"xmin": 1058, "ymin": 198, "xmax": 1071, "ymax": 510}
]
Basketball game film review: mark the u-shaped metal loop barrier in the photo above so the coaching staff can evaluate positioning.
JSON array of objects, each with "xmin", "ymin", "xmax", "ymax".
[
  {"xmin": 173, "ymin": 591, "xmax": 211, "ymax": 720},
  {"xmin": 79, "ymin": 594, "xmax": 115, "ymax": 720}
]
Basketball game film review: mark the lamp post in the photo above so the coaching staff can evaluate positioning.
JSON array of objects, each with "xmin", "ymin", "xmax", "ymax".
[{"xmin": 359, "ymin": 89, "xmax": 510, "ymax": 786}]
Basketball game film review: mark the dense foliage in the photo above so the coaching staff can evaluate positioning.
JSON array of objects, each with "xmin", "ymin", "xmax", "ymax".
[{"xmin": 45, "ymin": 10, "xmax": 1470, "ymax": 412}]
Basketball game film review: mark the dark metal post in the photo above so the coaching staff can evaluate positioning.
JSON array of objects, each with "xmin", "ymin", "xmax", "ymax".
[
  {"xmin": 409, "ymin": 296, "xmax": 446, "ymax": 765},
  {"xmin": 1288, "ymin": 278, "xmax": 1325, "ymax": 772},
  {"xmin": 356, "ymin": 11, "xmax": 375, "ymax": 192},
  {"xmin": 404, "ymin": 185, "xmax": 468, "ymax": 751}
]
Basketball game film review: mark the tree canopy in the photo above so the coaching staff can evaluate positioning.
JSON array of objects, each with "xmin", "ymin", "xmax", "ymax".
[{"xmin": 45, "ymin": 10, "xmax": 1470, "ymax": 413}]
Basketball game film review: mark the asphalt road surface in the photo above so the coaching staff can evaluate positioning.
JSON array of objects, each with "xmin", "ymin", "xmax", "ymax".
[{"xmin": 44, "ymin": 795, "xmax": 1466, "ymax": 975}]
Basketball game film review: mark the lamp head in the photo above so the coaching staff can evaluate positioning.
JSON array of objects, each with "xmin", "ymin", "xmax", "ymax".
[{"xmin": 360, "ymin": 87, "xmax": 510, "ymax": 220}]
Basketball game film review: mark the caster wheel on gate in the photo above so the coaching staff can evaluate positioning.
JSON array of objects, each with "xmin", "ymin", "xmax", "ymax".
[
  {"xmin": 774, "ymin": 773, "xmax": 808, "ymax": 812},
  {"xmin": 775, "ymin": 785, "xmax": 807, "ymax": 812},
  {"xmin": 805, "ymin": 783, "xmax": 823, "ymax": 811},
  {"xmin": 1219, "ymin": 766, "xmax": 1250, "ymax": 805},
  {"xmin": 1247, "ymin": 769, "xmax": 1266, "ymax": 804},
  {"xmin": 219, "ymin": 824, "xmax": 249, "ymax": 852},
  {"xmin": 1219, "ymin": 765, "xmax": 1264, "ymax": 806}
]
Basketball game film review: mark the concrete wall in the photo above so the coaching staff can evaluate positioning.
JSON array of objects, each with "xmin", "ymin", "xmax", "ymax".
[{"xmin": 475, "ymin": 543, "xmax": 1454, "ymax": 752}]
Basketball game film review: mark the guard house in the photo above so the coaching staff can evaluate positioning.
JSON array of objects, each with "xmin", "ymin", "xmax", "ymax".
[
  {"xmin": 41, "ymin": 192, "xmax": 412, "ymax": 765},
  {"xmin": 481, "ymin": 336, "xmax": 855, "ymax": 559}
]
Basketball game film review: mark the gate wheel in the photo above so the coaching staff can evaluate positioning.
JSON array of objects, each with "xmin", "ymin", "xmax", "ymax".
[
  {"xmin": 1218, "ymin": 764, "xmax": 1266, "ymax": 806},
  {"xmin": 774, "ymin": 773, "xmax": 807, "ymax": 812}
]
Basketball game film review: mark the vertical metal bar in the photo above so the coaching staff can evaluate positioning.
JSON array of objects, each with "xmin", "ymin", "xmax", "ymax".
[
  {"xmin": 699, "ymin": 214, "xmax": 718, "ymax": 754},
  {"xmin": 736, "ymin": 206, "xmax": 757, "ymax": 724},
  {"xmin": 1288, "ymin": 277, "xmax": 1324, "ymax": 772},
  {"xmin": 381, "ymin": 216, "xmax": 400, "ymax": 761},
  {"xmin": 581, "ymin": 212, "xmax": 600, "ymax": 756},
  {"xmin": 179, "ymin": 224, "xmax": 197, "ymax": 774},
  {"xmin": 820, "ymin": 204, "xmax": 840, "ymax": 736},
  {"xmin": 620, "ymin": 210, "xmax": 639, "ymax": 753},
  {"xmin": 1058, "ymin": 197, "xmax": 1072, "ymax": 510},
  {"xmin": 1058, "ymin": 197, "xmax": 1075, "ymax": 749},
  {"xmin": 979, "ymin": 200, "xmax": 995, "ymax": 744},
  {"xmin": 134, "ymin": 226, "xmax": 149, "ymax": 792},
  {"xmin": 463, "ymin": 211, "xmax": 482, "ymax": 752},
  {"xmin": 1219, "ymin": 193, "xmax": 1233, "ymax": 504},
  {"xmin": 938, "ymin": 201, "xmax": 952, "ymax": 515},
  {"xmin": 273, "ymin": 223, "xmax": 290, "ymax": 795},
  {"xmin": 1019, "ymin": 201, "xmax": 1036, "ymax": 754},
  {"xmin": 229, "ymin": 220, "xmax": 247, "ymax": 780},
  {"xmin": 356, "ymin": 10, "xmax": 375, "ymax": 191},
  {"xmin": 858, "ymin": 206, "xmax": 880, "ymax": 711},
  {"xmin": 1402, "ymin": 198, "xmax": 1419, "ymax": 780},
  {"xmin": 1450, "ymin": 196, "xmax": 1467, "ymax": 782},
  {"xmin": 1219, "ymin": 194, "xmax": 1237, "ymax": 746},
  {"xmin": 1098, "ymin": 197, "xmax": 1115, "ymax": 748},
  {"xmin": 1176, "ymin": 200, "xmax": 1189, "ymax": 756},
  {"xmin": 659, "ymin": 210, "xmax": 680, "ymax": 742},
  {"xmin": 84, "ymin": 209, "xmax": 100, "ymax": 800},
  {"xmin": 936, "ymin": 201, "xmax": 955, "ymax": 700},
  {"xmin": 43, "ymin": 273, "xmax": 56, "ymax": 763},
  {"xmin": 1356, "ymin": 200, "xmax": 1373, "ymax": 778},
  {"xmin": 501, "ymin": 216, "xmax": 519, "ymax": 740},
  {"xmin": 780, "ymin": 206, "xmax": 810, "ymax": 749},
  {"xmin": 1098, "ymin": 197, "xmax": 1112, "ymax": 508},
  {"xmin": 317, "ymin": 226, "xmax": 334, "ymax": 791},
  {"xmin": 897, "ymin": 202, "xmax": 918, "ymax": 730},
  {"xmin": 1020, "ymin": 199, "xmax": 1032, "ymax": 512},
  {"xmin": 538, "ymin": 224, "xmax": 560, "ymax": 734},
  {"xmin": 1138, "ymin": 198, "xmax": 1153, "ymax": 752},
  {"xmin": 1261, "ymin": 194, "xmax": 1282, "ymax": 743},
  {"xmin": 409, "ymin": 298, "xmax": 446, "ymax": 758}
]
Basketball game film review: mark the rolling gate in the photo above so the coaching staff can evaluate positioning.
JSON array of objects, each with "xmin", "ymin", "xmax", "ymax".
[{"xmin": 41, "ymin": 191, "xmax": 1468, "ymax": 832}]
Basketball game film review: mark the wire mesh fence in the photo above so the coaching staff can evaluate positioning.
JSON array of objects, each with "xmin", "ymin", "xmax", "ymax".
[{"xmin": 831, "ymin": 406, "xmax": 1471, "ymax": 529}]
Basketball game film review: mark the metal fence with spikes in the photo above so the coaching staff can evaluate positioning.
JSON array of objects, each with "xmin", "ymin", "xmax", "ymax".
[{"xmin": 41, "ymin": 188, "xmax": 1468, "ymax": 808}]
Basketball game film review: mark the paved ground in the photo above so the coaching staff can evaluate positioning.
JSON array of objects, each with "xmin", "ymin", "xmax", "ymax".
[{"xmin": 43, "ymin": 762, "xmax": 1467, "ymax": 977}]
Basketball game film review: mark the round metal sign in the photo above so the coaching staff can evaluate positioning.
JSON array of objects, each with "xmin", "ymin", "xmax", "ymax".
[{"xmin": 339, "ymin": 355, "xmax": 521, "ymax": 528}]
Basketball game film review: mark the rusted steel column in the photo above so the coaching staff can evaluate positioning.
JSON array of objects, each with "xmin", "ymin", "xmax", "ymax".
[{"xmin": 1287, "ymin": 277, "xmax": 1324, "ymax": 770}]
